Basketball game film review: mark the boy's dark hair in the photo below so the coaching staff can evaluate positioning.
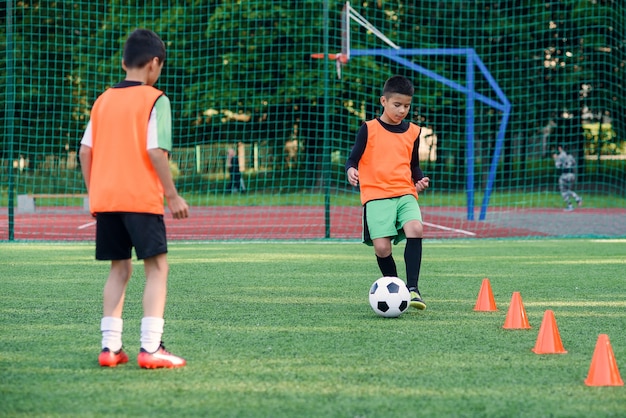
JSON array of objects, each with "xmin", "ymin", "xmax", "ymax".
[
  {"xmin": 383, "ymin": 75, "xmax": 414, "ymax": 97},
  {"xmin": 123, "ymin": 29, "xmax": 166, "ymax": 69}
]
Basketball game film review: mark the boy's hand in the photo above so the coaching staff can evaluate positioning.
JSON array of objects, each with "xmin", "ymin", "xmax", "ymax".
[
  {"xmin": 347, "ymin": 167, "xmax": 359, "ymax": 187},
  {"xmin": 415, "ymin": 177, "xmax": 430, "ymax": 193},
  {"xmin": 167, "ymin": 194, "xmax": 189, "ymax": 219}
]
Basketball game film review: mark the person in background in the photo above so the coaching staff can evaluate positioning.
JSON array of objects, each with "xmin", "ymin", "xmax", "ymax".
[
  {"xmin": 553, "ymin": 145, "xmax": 582, "ymax": 211},
  {"xmin": 227, "ymin": 147, "xmax": 244, "ymax": 193}
]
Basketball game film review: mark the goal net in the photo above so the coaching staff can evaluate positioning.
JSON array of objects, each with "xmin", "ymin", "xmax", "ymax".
[{"xmin": 1, "ymin": 1, "xmax": 625, "ymax": 241}]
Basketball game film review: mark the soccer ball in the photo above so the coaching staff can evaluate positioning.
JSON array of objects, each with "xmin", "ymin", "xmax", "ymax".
[{"xmin": 368, "ymin": 276, "xmax": 410, "ymax": 318}]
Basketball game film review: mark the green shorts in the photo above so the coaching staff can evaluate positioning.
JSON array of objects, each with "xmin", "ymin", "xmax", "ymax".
[{"xmin": 363, "ymin": 195, "xmax": 422, "ymax": 246}]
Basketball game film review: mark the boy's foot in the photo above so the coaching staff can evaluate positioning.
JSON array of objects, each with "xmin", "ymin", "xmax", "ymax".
[
  {"xmin": 564, "ymin": 205, "xmax": 574, "ymax": 212},
  {"xmin": 410, "ymin": 291, "xmax": 426, "ymax": 310},
  {"xmin": 137, "ymin": 344, "xmax": 186, "ymax": 369},
  {"xmin": 98, "ymin": 348, "xmax": 129, "ymax": 367}
]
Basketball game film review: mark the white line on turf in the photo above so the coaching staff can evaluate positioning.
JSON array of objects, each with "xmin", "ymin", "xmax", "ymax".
[
  {"xmin": 423, "ymin": 221, "xmax": 476, "ymax": 236},
  {"xmin": 77, "ymin": 220, "xmax": 97, "ymax": 230}
]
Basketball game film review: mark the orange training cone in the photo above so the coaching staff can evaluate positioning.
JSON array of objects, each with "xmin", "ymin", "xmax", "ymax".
[
  {"xmin": 585, "ymin": 334, "xmax": 624, "ymax": 386},
  {"xmin": 474, "ymin": 278, "xmax": 497, "ymax": 311},
  {"xmin": 532, "ymin": 310, "xmax": 567, "ymax": 354},
  {"xmin": 503, "ymin": 291, "xmax": 531, "ymax": 329}
]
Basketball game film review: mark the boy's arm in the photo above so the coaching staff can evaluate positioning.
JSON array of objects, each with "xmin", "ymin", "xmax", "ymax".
[
  {"xmin": 410, "ymin": 137, "xmax": 424, "ymax": 182},
  {"xmin": 345, "ymin": 124, "xmax": 368, "ymax": 171},
  {"xmin": 411, "ymin": 135, "xmax": 430, "ymax": 193},
  {"xmin": 148, "ymin": 148, "xmax": 189, "ymax": 219},
  {"xmin": 78, "ymin": 144, "xmax": 92, "ymax": 192},
  {"xmin": 346, "ymin": 124, "xmax": 368, "ymax": 186},
  {"xmin": 78, "ymin": 120, "xmax": 93, "ymax": 191},
  {"xmin": 148, "ymin": 95, "xmax": 188, "ymax": 219}
]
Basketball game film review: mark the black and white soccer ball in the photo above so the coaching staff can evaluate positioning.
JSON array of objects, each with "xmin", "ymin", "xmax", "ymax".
[{"xmin": 368, "ymin": 276, "xmax": 410, "ymax": 318}]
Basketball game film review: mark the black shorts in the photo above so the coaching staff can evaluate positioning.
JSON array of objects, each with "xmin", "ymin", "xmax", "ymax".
[{"xmin": 95, "ymin": 213, "xmax": 167, "ymax": 260}]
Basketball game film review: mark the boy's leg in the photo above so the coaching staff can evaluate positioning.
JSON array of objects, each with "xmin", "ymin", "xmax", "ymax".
[
  {"xmin": 119, "ymin": 213, "xmax": 185, "ymax": 368},
  {"xmin": 562, "ymin": 190, "xmax": 574, "ymax": 209},
  {"xmin": 374, "ymin": 238, "xmax": 397, "ymax": 277},
  {"xmin": 403, "ymin": 220, "xmax": 426, "ymax": 310},
  {"xmin": 567, "ymin": 177, "xmax": 582, "ymax": 207},
  {"xmin": 398, "ymin": 195, "xmax": 426, "ymax": 310},
  {"xmin": 99, "ymin": 259, "xmax": 132, "ymax": 367},
  {"xmin": 404, "ymin": 236, "xmax": 422, "ymax": 291},
  {"xmin": 137, "ymin": 253, "xmax": 186, "ymax": 368},
  {"xmin": 366, "ymin": 200, "xmax": 398, "ymax": 278},
  {"xmin": 558, "ymin": 176, "xmax": 568, "ymax": 203},
  {"xmin": 141, "ymin": 253, "xmax": 168, "ymax": 352},
  {"xmin": 559, "ymin": 175, "xmax": 578, "ymax": 209},
  {"xmin": 142, "ymin": 253, "xmax": 169, "ymax": 320},
  {"xmin": 103, "ymin": 259, "xmax": 133, "ymax": 318},
  {"xmin": 572, "ymin": 176, "xmax": 582, "ymax": 206},
  {"xmin": 574, "ymin": 192, "xmax": 582, "ymax": 206}
]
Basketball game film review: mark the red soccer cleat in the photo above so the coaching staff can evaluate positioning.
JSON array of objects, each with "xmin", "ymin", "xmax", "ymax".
[
  {"xmin": 98, "ymin": 348, "xmax": 129, "ymax": 367},
  {"xmin": 137, "ymin": 344, "xmax": 186, "ymax": 369}
]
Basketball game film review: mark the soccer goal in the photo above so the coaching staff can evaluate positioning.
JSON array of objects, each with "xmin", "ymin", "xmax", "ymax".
[{"xmin": 323, "ymin": 2, "xmax": 512, "ymax": 221}]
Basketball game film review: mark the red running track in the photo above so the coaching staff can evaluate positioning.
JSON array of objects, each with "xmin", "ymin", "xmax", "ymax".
[{"xmin": 0, "ymin": 205, "xmax": 551, "ymax": 241}]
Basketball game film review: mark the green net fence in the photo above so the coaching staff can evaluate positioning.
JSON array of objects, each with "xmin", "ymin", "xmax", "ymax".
[{"xmin": 1, "ymin": 0, "xmax": 625, "ymax": 241}]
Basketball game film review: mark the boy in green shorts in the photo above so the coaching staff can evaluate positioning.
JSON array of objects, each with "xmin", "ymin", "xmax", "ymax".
[
  {"xmin": 346, "ymin": 75, "xmax": 430, "ymax": 309},
  {"xmin": 79, "ymin": 29, "xmax": 189, "ymax": 368}
]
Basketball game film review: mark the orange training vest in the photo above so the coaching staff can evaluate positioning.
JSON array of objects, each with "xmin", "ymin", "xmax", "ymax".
[
  {"xmin": 88, "ymin": 85, "xmax": 166, "ymax": 214},
  {"xmin": 357, "ymin": 119, "xmax": 421, "ymax": 205}
]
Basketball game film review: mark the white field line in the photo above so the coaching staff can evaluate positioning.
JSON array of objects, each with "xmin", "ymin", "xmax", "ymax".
[
  {"xmin": 77, "ymin": 220, "xmax": 97, "ymax": 230},
  {"xmin": 423, "ymin": 221, "xmax": 476, "ymax": 236}
]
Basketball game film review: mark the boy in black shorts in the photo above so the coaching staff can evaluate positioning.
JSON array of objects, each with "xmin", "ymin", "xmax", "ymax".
[{"xmin": 79, "ymin": 29, "xmax": 189, "ymax": 368}]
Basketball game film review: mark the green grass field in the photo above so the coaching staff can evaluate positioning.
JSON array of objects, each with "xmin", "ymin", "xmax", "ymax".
[{"xmin": 1, "ymin": 240, "xmax": 625, "ymax": 417}]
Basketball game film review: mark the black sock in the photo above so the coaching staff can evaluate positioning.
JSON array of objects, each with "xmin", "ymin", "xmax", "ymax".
[
  {"xmin": 376, "ymin": 254, "xmax": 398, "ymax": 277},
  {"xmin": 405, "ymin": 238, "xmax": 422, "ymax": 291}
]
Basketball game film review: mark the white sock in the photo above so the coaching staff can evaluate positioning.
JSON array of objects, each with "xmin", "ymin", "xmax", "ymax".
[
  {"xmin": 140, "ymin": 317, "xmax": 164, "ymax": 353},
  {"xmin": 101, "ymin": 317, "xmax": 123, "ymax": 352}
]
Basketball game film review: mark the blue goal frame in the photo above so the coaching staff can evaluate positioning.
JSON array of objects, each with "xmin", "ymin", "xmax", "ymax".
[{"xmin": 350, "ymin": 48, "xmax": 511, "ymax": 221}]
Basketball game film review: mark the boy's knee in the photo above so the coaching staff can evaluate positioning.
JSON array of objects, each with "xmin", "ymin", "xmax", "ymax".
[
  {"xmin": 404, "ymin": 220, "xmax": 424, "ymax": 237},
  {"xmin": 110, "ymin": 259, "xmax": 133, "ymax": 281},
  {"xmin": 372, "ymin": 239, "xmax": 392, "ymax": 257}
]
